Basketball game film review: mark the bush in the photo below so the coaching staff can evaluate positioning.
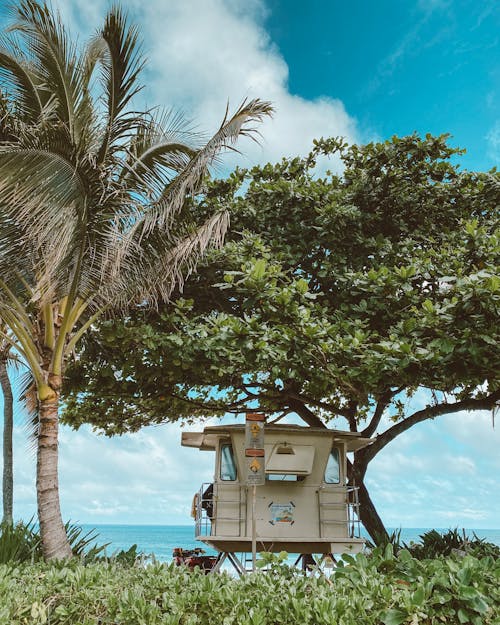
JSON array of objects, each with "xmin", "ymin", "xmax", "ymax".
[
  {"xmin": 336, "ymin": 545, "xmax": 499, "ymax": 625},
  {"xmin": 0, "ymin": 549, "xmax": 498, "ymax": 625},
  {"xmin": 368, "ymin": 528, "xmax": 500, "ymax": 561},
  {"xmin": 0, "ymin": 520, "xmax": 114, "ymax": 564},
  {"xmin": 0, "ymin": 519, "xmax": 40, "ymax": 564},
  {"xmin": 405, "ymin": 528, "xmax": 500, "ymax": 560}
]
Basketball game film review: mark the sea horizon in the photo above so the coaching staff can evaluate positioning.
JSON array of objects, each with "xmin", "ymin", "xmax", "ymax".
[
  {"xmin": 81, "ymin": 523, "xmax": 500, "ymax": 529},
  {"xmin": 79, "ymin": 524, "xmax": 500, "ymax": 562}
]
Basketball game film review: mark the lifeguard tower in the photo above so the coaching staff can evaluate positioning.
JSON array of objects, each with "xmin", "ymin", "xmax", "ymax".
[{"xmin": 181, "ymin": 421, "xmax": 373, "ymax": 573}]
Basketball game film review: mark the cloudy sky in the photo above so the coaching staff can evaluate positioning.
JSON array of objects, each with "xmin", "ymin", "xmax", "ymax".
[{"xmin": 1, "ymin": 0, "xmax": 499, "ymax": 530}]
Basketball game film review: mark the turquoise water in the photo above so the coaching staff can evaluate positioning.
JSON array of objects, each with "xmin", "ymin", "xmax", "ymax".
[{"xmin": 83, "ymin": 525, "xmax": 500, "ymax": 562}]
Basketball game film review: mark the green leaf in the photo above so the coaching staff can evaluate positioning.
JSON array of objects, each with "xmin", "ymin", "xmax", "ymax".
[
  {"xmin": 411, "ymin": 586, "xmax": 425, "ymax": 606},
  {"xmin": 296, "ymin": 278, "xmax": 308, "ymax": 294},
  {"xmin": 422, "ymin": 299, "xmax": 434, "ymax": 313},
  {"xmin": 250, "ymin": 258, "xmax": 267, "ymax": 279},
  {"xmin": 381, "ymin": 608, "xmax": 408, "ymax": 625}
]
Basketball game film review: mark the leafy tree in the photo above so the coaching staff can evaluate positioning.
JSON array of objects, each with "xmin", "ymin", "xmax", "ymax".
[
  {"xmin": 63, "ymin": 136, "xmax": 499, "ymax": 542},
  {"xmin": 0, "ymin": 1, "xmax": 271, "ymax": 559}
]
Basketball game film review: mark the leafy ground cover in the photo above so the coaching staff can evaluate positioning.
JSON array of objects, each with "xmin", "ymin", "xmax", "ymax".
[{"xmin": 0, "ymin": 546, "xmax": 498, "ymax": 625}]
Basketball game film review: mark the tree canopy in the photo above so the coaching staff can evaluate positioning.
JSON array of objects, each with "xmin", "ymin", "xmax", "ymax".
[{"xmin": 62, "ymin": 135, "xmax": 500, "ymax": 540}]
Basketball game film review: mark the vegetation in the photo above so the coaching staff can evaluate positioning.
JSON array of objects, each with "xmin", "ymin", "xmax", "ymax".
[
  {"xmin": 0, "ymin": 546, "xmax": 498, "ymax": 624},
  {"xmin": 0, "ymin": 519, "xmax": 40, "ymax": 564},
  {"xmin": 63, "ymin": 135, "xmax": 500, "ymax": 542},
  {"xmin": 0, "ymin": 0, "xmax": 271, "ymax": 559},
  {"xmin": 404, "ymin": 529, "xmax": 500, "ymax": 561},
  {"xmin": 0, "ymin": 519, "xmax": 111, "ymax": 564},
  {"xmin": 0, "ymin": 335, "xmax": 14, "ymax": 524},
  {"xmin": 369, "ymin": 528, "xmax": 500, "ymax": 561},
  {"xmin": 1, "ymin": 520, "xmax": 498, "ymax": 623}
]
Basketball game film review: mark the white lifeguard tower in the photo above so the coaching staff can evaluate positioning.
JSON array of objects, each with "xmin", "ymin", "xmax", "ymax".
[{"xmin": 182, "ymin": 422, "xmax": 373, "ymax": 573}]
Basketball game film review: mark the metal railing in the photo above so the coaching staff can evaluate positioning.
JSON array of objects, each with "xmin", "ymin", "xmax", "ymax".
[
  {"xmin": 195, "ymin": 482, "xmax": 213, "ymax": 537},
  {"xmin": 318, "ymin": 486, "xmax": 362, "ymax": 539},
  {"xmin": 347, "ymin": 486, "xmax": 362, "ymax": 538},
  {"xmin": 195, "ymin": 482, "xmax": 362, "ymax": 540},
  {"xmin": 195, "ymin": 482, "xmax": 247, "ymax": 537}
]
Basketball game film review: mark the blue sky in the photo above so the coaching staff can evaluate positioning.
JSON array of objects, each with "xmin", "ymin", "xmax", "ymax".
[
  {"xmin": 265, "ymin": 0, "xmax": 499, "ymax": 171},
  {"xmin": 1, "ymin": 0, "xmax": 499, "ymax": 529}
]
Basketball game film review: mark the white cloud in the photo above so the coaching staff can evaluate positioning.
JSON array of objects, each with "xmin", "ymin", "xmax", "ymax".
[
  {"xmin": 365, "ymin": 408, "xmax": 500, "ymax": 529},
  {"xmin": 486, "ymin": 120, "xmax": 500, "ymax": 166},
  {"xmin": 436, "ymin": 508, "xmax": 488, "ymax": 521},
  {"xmin": 52, "ymin": 0, "xmax": 358, "ymax": 169},
  {"xmin": 142, "ymin": 0, "xmax": 357, "ymax": 165},
  {"xmin": 5, "ymin": 393, "xmax": 500, "ymax": 530}
]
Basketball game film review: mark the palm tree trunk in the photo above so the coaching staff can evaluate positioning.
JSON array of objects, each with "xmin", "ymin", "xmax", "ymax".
[
  {"xmin": 37, "ymin": 394, "xmax": 72, "ymax": 559},
  {"xmin": 1, "ymin": 359, "xmax": 13, "ymax": 524}
]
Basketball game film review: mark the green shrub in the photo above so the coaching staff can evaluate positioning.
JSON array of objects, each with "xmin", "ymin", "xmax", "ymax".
[
  {"xmin": 0, "ymin": 519, "xmax": 40, "ymax": 564},
  {"xmin": 368, "ymin": 528, "xmax": 500, "ymax": 561},
  {"xmin": 64, "ymin": 522, "xmax": 109, "ymax": 562},
  {"xmin": 0, "ymin": 519, "xmax": 114, "ymax": 564},
  {"xmin": 404, "ymin": 528, "xmax": 500, "ymax": 560},
  {"xmin": 0, "ymin": 549, "xmax": 498, "ymax": 625},
  {"xmin": 336, "ymin": 545, "xmax": 499, "ymax": 625}
]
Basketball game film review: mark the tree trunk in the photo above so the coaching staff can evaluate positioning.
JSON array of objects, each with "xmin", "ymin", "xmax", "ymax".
[
  {"xmin": 357, "ymin": 480, "xmax": 389, "ymax": 544},
  {"xmin": 349, "ymin": 454, "xmax": 389, "ymax": 545},
  {"xmin": 1, "ymin": 359, "xmax": 13, "ymax": 524},
  {"xmin": 37, "ymin": 394, "xmax": 72, "ymax": 559},
  {"xmin": 291, "ymin": 396, "xmax": 390, "ymax": 544}
]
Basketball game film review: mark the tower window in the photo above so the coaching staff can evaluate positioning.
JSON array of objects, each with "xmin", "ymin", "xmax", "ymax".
[
  {"xmin": 324, "ymin": 448, "xmax": 340, "ymax": 484},
  {"xmin": 220, "ymin": 444, "xmax": 237, "ymax": 481}
]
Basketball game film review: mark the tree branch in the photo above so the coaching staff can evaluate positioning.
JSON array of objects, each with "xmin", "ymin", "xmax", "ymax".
[
  {"xmin": 360, "ymin": 389, "xmax": 399, "ymax": 438},
  {"xmin": 288, "ymin": 397, "xmax": 327, "ymax": 428},
  {"xmin": 361, "ymin": 390, "xmax": 500, "ymax": 465},
  {"xmin": 346, "ymin": 400, "xmax": 358, "ymax": 432},
  {"xmin": 286, "ymin": 392, "xmax": 352, "ymax": 420}
]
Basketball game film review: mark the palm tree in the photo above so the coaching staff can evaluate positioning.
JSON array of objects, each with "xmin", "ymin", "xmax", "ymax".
[
  {"xmin": 0, "ymin": 1, "xmax": 272, "ymax": 559},
  {"xmin": 1, "ymin": 325, "xmax": 36, "ymax": 526},
  {"xmin": 0, "ymin": 328, "xmax": 30, "ymax": 526},
  {"xmin": 0, "ymin": 336, "xmax": 14, "ymax": 525}
]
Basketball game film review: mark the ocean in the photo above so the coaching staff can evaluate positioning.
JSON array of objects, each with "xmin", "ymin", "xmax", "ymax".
[{"xmin": 82, "ymin": 525, "xmax": 500, "ymax": 562}]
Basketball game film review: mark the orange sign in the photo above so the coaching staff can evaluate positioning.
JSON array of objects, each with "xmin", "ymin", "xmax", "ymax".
[{"xmin": 245, "ymin": 414, "xmax": 265, "ymax": 485}]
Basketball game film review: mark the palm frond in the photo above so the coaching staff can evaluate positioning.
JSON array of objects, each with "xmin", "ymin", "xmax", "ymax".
[
  {"xmin": 0, "ymin": 148, "xmax": 83, "ymax": 232},
  {"xmin": 0, "ymin": 147, "xmax": 87, "ymax": 303},
  {"xmin": 0, "ymin": 3, "xmax": 272, "ymax": 336},
  {"xmin": 0, "ymin": 325, "xmax": 25, "ymax": 371},
  {"xmin": 11, "ymin": 0, "xmax": 87, "ymax": 143},
  {"xmin": 0, "ymin": 41, "xmax": 43, "ymax": 120},
  {"xmin": 141, "ymin": 99, "xmax": 273, "ymax": 235},
  {"xmin": 94, "ymin": 210, "xmax": 230, "ymax": 311},
  {"xmin": 120, "ymin": 108, "xmax": 199, "ymax": 200},
  {"xmin": 95, "ymin": 5, "xmax": 145, "ymax": 163},
  {"xmin": 75, "ymin": 35, "xmax": 108, "ymax": 155}
]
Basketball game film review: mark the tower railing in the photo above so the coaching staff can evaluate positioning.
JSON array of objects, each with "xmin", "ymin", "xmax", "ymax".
[{"xmin": 196, "ymin": 482, "xmax": 362, "ymax": 540}]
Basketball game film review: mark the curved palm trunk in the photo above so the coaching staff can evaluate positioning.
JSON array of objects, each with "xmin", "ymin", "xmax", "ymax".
[
  {"xmin": 1, "ymin": 359, "xmax": 13, "ymax": 524},
  {"xmin": 37, "ymin": 394, "xmax": 72, "ymax": 559}
]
